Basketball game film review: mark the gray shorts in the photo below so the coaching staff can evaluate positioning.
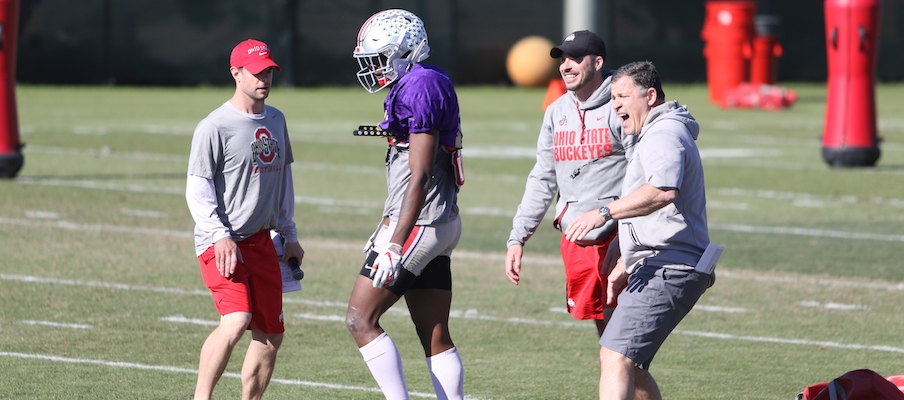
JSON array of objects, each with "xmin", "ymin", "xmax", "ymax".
[
  {"xmin": 359, "ymin": 216, "xmax": 462, "ymax": 296},
  {"xmin": 598, "ymin": 265, "xmax": 713, "ymax": 370},
  {"xmin": 366, "ymin": 216, "xmax": 461, "ymax": 276}
]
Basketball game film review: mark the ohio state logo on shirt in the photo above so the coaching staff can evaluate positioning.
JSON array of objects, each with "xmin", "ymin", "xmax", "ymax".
[{"xmin": 251, "ymin": 127, "xmax": 280, "ymax": 165}]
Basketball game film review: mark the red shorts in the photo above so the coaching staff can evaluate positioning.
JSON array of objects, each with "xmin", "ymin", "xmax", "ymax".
[
  {"xmin": 559, "ymin": 232, "xmax": 618, "ymax": 320},
  {"xmin": 198, "ymin": 230, "xmax": 284, "ymax": 334}
]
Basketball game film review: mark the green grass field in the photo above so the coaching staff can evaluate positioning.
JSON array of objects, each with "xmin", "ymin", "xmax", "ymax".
[{"xmin": 1, "ymin": 82, "xmax": 904, "ymax": 399}]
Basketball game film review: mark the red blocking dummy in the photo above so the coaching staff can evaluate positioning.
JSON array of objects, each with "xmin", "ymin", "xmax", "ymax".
[
  {"xmin": 0, "ymin": 0, "xmax": 21, "ymax": 178},
  {"xmin": 821, "ymin": 0, "xmax": 881, "ymax": 167}
]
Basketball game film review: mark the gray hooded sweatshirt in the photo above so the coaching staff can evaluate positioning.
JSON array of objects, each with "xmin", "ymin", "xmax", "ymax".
[
  {"xmin": 619, "ymin": 100, "xmax": 710, "ymax": 274},
  {"xmin": 508, "ymin": 72, "xmax": 633, "ymax": 247}
]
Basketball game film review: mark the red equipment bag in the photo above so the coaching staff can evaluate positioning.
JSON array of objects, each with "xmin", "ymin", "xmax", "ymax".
[{"xmin": 797, "ymin": 369, "xmax": 904, "ymax": 400}]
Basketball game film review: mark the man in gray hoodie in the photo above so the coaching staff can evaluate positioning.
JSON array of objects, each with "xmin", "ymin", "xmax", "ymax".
[
  {"xmin": 565, "ymin": 61, "xmax": 714, "ymax": 400},
  {"xmin": 505, "ymin": 30, "xmax": 632, "ymax": 337}
]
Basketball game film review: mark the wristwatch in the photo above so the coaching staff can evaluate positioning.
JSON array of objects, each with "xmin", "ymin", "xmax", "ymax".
[{"xmin": 598, "ymin": 205, "xmax": 612, "ymax": 222}]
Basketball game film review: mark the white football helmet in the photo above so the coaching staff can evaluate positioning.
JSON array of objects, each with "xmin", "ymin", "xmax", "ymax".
[{"xmin": 354, "ymin": 9, "xmax": 430, "ymax": 93}]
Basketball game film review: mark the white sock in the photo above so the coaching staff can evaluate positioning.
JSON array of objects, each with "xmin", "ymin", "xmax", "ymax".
[
  {"xmin": 426, "ymin": 347, "xmax": 464, "ymax": 400},
  {"xmin": 359, "ymin": 333, "xmax": 409, "ymax": 400}
]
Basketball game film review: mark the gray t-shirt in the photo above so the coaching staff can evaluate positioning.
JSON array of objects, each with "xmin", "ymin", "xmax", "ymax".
[{"xmin": 187, "ymin": 102, "xmax": 294, "ymax": 255}]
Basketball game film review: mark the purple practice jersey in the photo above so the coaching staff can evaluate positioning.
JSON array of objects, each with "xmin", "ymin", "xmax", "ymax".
[
  {"xmin": 380, "ymin": 63, "xmax": 462, "ymax": 225},
  {"xmin": 380, "ymin": 64, "xmax": 462, "ymax": 149}
]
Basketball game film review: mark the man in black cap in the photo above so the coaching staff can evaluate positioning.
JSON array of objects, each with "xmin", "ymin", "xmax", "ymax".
[
  {"xmin": 505, "ymin": 30, "xmax": 632, "ymax": 338},
  {"xmin": 549, "ymin": 30, "xmax": 609, "ymax": 97}
]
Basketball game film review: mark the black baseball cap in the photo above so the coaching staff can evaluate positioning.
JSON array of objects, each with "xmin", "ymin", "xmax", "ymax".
[{"xmin": 550, "ymin": 30, "xmax": 607, "ymax": 60}]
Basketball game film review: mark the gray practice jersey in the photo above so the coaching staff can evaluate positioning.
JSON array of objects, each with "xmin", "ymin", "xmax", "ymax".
[
  {"xmin": 619, "ymin": 101, "xmax": 709, "ymax": 274},
  {"xmin": 187, "ymin": 102, "xmax": 294, "ymax": 255},
  {"xmin": 508, "ymin": 72, "xmax": 633, "ymax": 247}
]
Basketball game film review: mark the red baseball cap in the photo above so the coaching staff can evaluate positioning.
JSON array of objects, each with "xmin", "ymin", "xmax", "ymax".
[{"xmin": 230, "ymin": 39, "xmax": 280, "ymax": 74}]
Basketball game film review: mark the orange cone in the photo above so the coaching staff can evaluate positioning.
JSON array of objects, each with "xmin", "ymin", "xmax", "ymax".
[{"xmin": 542, "ymin": 78, "xmax": 567, "ymax": 111}]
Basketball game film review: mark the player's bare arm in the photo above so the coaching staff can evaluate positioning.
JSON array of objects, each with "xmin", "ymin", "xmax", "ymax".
[
  {"xmin": 564, "ymin": 184, "xmax": 677, "ymax": 242},
  {"xmin": 389, "ymin": 130, "xmax": 438, "ymax": 245}
]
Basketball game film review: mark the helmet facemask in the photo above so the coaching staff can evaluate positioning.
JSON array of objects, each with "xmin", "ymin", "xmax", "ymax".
[
  {"xmin": 354, "ymin": 9, "xmax": 430, "ymax": 93},
  {"xmin": 355, "ymin": 48, "xmax": 399, "ymax": 93}
]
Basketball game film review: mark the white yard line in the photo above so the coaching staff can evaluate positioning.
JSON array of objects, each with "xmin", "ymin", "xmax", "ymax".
[
  {"xmin": 0, "ymin": 216, "xmax": 193, "ymax": 238},
  {"xmin": 21, "ymin": 320, "xmax": 92, "ymax": 329},
  {"xmin": 676, "ymin": 331, "xmax": 904, "ymax": 354},
  {"xmin": 15, "ymin": 173, "xmax": 904, "ymax": 221},
  {"xmin": 159, "ymin": 315, "xmax": 219, "ymax": 326},
  {"xmin": 21, "ymin": 144, "xmax": 791, "ymax": 162},
  {"xmin": 710, "ymin": 223, "xmax": 904, "ymax": 242},
  {"xmin": 714, "ymin": 188, "xmax": 904, "ymax": 208},
  {"xmin": 3, "ymin": 272, "xmax": 901, "ymax": 355},
  {"xmin": 161, "ymin": 310, "xmax": 904, "ymax": 355},
  {"xmin": 716, "ymin": 270, "xmax": 904, "ymax": 292},
  {"xmin": 11, "ymin": 173, "xmax": 904, "ymax": 242},
  {"xmin": 6, "ymin": 208, "xmax": 904, "ymax": 249},
  {"xmin": 798, "ymin": 301, "xmax": 868, "ymax": 311},
  {"xmin": 0, "ymin": 351, "xmax": 441, "ymax": 398},
  {"xmin": 120, "ymin": 208, "xmax": 167, "ymax": 218}
]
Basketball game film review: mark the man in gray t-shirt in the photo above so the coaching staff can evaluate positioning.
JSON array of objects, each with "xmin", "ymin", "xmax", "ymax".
[
  {"xmin": 185, "ymin": 39, "xmax": 304, "ymax": 400},
  {"xmin": 565, "ymin": 61, "xmax": 715, "ymax": 400}
]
